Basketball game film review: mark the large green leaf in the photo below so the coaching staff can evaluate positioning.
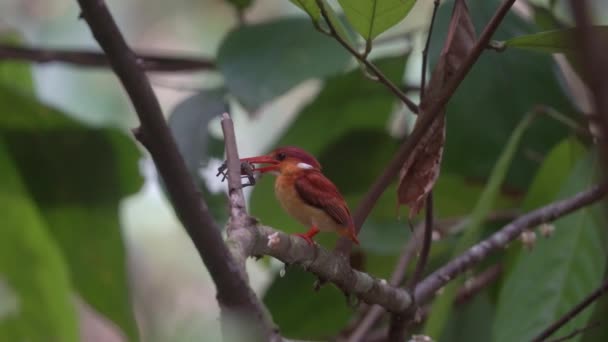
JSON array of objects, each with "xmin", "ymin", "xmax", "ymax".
[
  {"xmin": 0, "ymin": 86, "xmax": 142, "ymax": 340},
  {"xmin": 424, "ymin": 113, "xmax": 536, "ymax": 339},
  {"xmin": 430, "ymin": 0, "xmax": 574, "ymax": 189},
  {"xmin": 337, "ymin": 0, "xmax": 417, "ymax": 41},
  {"xmin": 504, "ymin": 26, "xmax": 608, "ymax": 54},
  {"xmin": 493, "ymin": 153, "xmax": 606, "ymax": 342},
  {"xmin": 217, "ymin": 17, "xmax": 350, "ymax": 110},
  {"xmin": 0, "ymin": 138, "xmax": 78, "ymax": 342}
]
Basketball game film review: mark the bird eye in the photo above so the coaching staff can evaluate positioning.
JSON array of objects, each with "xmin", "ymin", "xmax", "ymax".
[{"xmin": 276, "ymin": 152, "xmax": 286, "ymax": 161}]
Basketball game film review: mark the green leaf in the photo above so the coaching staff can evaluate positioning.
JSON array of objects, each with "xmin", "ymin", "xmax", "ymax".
[
  {"xmin": 168, "ymin": 89, "xmax": 228, "ymax": 224},
  {"xmin": 424, "ymin": 113, "xmax": 536, "ymax": 339},
  {"xmin": 0, "ymin": 86, "xmax": 141, "ymax": 340},
  {"xmin": 0, "ymin": 138, "xmax": 78, "ymax": 342},
  {"xmin": 217, "ymin": 17, "xmax": 350, "ymax": 110},
  {"xmin": 504, "ymin": 26, "xmax": 608, "ymax": 54},
  {"xmin": 493, "ymin": 153, "xmax": 606, "ymax": 342},
  {"xmin": 0, "ymin": 35, "xmax": 35, "ymax": 95},
  {"xmin": 441, "ymin": 293, "xmax": 495, "ymax": 342},
  {"xmin": 430, "ymin": 0, "xmax": 574, "ymax": 189},
  {"xmin": 263, "ymin": 268, "xmax": 351, "ymax": 339},
  {"xmin": 500, "ymin": 137, "xmax": 586, "ymax": 298},
  {"xmin": 290, "ymin": 0, "xmax": 321, "ymax": 21},
  {"xmin": 521, "ymin": 137, "xmax": 586, "ymax": 211},
  {"xmin": 337, "ymin": 0, "xmax": 417, "ymax": 40}
]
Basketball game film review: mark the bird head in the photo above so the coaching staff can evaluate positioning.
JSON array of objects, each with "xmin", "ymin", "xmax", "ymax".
[{"xmin": 241, "ymin": 146, "xmax": 321, "ymax": 175}]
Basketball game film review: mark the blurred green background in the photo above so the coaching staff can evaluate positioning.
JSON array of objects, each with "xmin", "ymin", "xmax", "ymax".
[{"xmin": 1, "ymin": 0, "xmax": 607, "ymax": 341}]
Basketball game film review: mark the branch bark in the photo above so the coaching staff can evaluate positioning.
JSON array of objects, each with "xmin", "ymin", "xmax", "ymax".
[
  {"xmin": 74, "ymin": 1, "xmax": 277, "ymax": 340},
  {"xmin": 414, "ymin": 184, "xmax": 607, "ymax": 304},
  {"xmin": 0, "ymin": 44, "xmax": 215, "ymax": 71}
]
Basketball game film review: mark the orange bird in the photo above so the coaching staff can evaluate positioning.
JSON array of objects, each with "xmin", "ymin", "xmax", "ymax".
[{"xmin": 240, "ymin": 146, "xmax": 359, "ymax": 245}]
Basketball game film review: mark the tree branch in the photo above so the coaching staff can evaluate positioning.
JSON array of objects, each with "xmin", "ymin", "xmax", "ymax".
[
  {"xmin": 546, "ymin": 321, "xmax": 600, "ymax": 342},
  {"xmin": 532, "ymin": 277, "xmax": 608, "ymax": 342},
  {"xmin": 315, "ymin": 0, "xmax": 419, "ymax": 115},
  {"xmin": 338, "ymin": 0, "xmax": 519, "ymax": 257},
  {"xmin": 251, "ymin": 225, "xmax": 413, "ymax": 312},
  {"xmin": 0, "ymin": 44, "xmax": 215, "ymax": 72},
  {"xmin": 414, "ymin": 184, "xmax": 607, "ymax": 304},
  {"xmin": 569, "ymin": 0, "xmax": 608, "ymax": 166},
  {"xmin": 73, "ymin": 1, "xmax": 277, "ymax": 340},
  {"xmin": 346, "ymin": 226, "xmax": 425, "ymax": 342}
]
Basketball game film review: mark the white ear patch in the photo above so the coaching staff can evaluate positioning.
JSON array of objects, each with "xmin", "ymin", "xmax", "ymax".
[{"xmin": 297, "ymin": 162, "xmax": 314, "ymax": 170}]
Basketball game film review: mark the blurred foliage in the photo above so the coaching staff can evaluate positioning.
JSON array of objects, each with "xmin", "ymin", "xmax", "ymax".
[
  {"xmin": 167, "ymin": 89, "xmax": 229, "ymax": 225},
  {"xmin": 503, "ymin": 26, "xmax": 608, "ymax": 54},
  {"xmin": 217, "ymin": 17, "xmax": 350, "ymax": 110},
  {"xmin": 0, "ymin": 139, "xmax": 78, "ymax": 342},
  {"xmin": 494, "ymin": 153, "xmax": 605, "ymax": 342},
  {"xmin": 1, "ymin": 0, "xmax": 607, "ymax": 340},
  {"xmin": 0, "ymin": 54, "xmax": 141, "ymax": 338}
]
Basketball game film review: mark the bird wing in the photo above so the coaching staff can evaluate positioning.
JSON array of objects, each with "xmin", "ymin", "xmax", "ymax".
[{"xmin": 294, "ymin": 171, "xmax": 352, "ymax": 227}]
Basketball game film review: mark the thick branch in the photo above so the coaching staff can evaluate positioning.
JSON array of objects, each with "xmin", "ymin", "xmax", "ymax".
[
  {"xmin": 414, "ymin": 184, "xmax": 607, "ymax": 304},
  {"xmin": 0, "ymin": 44, "xmax": 215, "ymax": 72},
  {"xmin": 339, "ymin": 0, "xmax": 519, "ymax": 256},
  {"xmin": 74, "ymin": 0, "xmax": 276, "ymax": 340},
  {"xmin": 221, "ymin": 183, "xmax": 605, "ymax": 330},
  {"xmin": 251, "ymin": 225, "xmax": 413, "ymax": 312}
]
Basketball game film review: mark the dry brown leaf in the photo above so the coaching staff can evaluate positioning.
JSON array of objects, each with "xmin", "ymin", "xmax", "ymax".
[{"xmin": 398, "ymin": 0, "xmax": 476, "ymax": 218}]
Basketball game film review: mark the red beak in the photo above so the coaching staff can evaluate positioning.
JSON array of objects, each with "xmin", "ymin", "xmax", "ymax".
[{"xmin": 241, "ymin": 155, "xmax": 280, "ymax": 174}]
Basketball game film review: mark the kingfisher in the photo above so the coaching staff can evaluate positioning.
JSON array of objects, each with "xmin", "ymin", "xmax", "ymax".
[{"xmin": 238, "ymin": 146, "xmax": 359, "ymax": 246}]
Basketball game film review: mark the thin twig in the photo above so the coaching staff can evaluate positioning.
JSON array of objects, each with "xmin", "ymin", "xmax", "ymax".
[
  {"xmin": 532, "ymin": 278, "xmax": 608, "ymax": 342},
  {"xmin": 408, "ymin": 196, "xmax": 435, "ymax": 291},
  {"xmin": 414, "ymin": 184, "xmax": 608, "ymax": 304},
  {"xmin": 415, "ymin": 264, "xmax": 503, "ymax": 321},
  {"xmin": 0, "ymin": 44, "xmax": 215, "ymax": 71},
  {"xmin": 315, "ymin": 0, "xmax": 419, "ymax": 115},
  {"xmin": 454, "ymin": 264, "xmax": 502, "ymax": 305},
  {"xmin": 337, "ymin": 0, "xmax": 519, "ymax": 257},
  {"xmin": 569, "ymin": 0, "xmax": 608, "ymax": 166},
  {"xmin": 420, "ymin": 0, "xmax": 441, "ymax": 99},
  {"xmin": 74, "ymin": 1, "xmax": 278, "ymax": 341},
  {"xmin": 404, "ymin": 0, "xmax": 441, "ymax": 296},
  {"xmin": 546, "ymin": 321, "xmax": 601, "ymax": 342}
]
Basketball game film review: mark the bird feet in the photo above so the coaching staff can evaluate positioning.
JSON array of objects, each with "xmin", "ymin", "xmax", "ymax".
[{"xmin": 293, "ymin": 226, "xmax": 320, "ymax": 246}]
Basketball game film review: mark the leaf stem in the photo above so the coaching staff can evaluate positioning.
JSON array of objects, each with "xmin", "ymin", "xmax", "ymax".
[{"xmin": 315, "ymin": 0, "xmax": 419, "ymax": 114}]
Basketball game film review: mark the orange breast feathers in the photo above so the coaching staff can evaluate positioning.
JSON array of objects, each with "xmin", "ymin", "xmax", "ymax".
[{"xmin": 274, "ymin": 169, "xmax": 359, "ymax": 244}]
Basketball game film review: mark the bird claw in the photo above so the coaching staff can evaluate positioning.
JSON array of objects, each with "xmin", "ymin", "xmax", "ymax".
[{"xmin": 294, "ymin": 233, "xmax": 316, "ymax": 246}]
